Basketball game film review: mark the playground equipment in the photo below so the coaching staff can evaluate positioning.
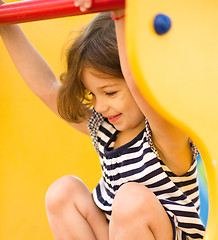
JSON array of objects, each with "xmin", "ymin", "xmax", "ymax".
[
  {"xmin": 0, "ymin": 0, "xmax": 125, "ymax": 25},
  {"xmin": 197, "ymin": 155, "xmax": 209, "ymax": 228},
  {"xmin": 0, "ymin": 0, "xmax": 215, "ymax": 239}
]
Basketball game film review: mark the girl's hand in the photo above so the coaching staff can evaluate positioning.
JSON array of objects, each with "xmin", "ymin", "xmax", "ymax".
[{"xmin": 74, "ymin": 0, "xmax": 92, "ymax": 12}]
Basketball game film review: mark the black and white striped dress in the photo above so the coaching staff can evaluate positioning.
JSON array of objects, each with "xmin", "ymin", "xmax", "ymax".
[{"xmin": 88, "ymin": 109, "xmax": 205, "ymax": 240}]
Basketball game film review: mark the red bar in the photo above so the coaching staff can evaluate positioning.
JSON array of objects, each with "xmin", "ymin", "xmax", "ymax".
[{"xmin": 0, "ymin": 0, "xmax": 125, "ymax": 25}]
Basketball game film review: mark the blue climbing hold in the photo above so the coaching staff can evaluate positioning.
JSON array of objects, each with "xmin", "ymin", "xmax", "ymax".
[{"xmin": 154, "ymin": 14, "xmax": 172, "ymax": 35}]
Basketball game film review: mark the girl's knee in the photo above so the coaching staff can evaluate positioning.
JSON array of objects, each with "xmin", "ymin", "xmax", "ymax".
[
  {"xmin": 112, "ymin": 182, "xmax": 156, "ymax": 221},
  {"xmin": 111, "ymin": 183, "xmax": 174, "ymax": 239},
  {"xmin": 45, "ymin": 175, "xmax": 84, "ymax": 213}
]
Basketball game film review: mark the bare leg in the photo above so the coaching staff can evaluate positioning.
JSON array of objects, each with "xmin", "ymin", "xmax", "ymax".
[
  {"xmin": 45, "ymin": 175, "xmax": 109, "ymax": 240},
  {"xmin": 109, "ymin": 182, "xmax": 174, "ymax": 240}
]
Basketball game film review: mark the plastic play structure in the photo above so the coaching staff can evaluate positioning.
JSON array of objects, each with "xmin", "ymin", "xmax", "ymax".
[{"xmin": 0, "ymin": 0, "xmax": 215, "ymax": 239}]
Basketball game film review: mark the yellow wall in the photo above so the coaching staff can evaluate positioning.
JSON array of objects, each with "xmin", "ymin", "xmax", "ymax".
[
  {"xmin": 0, "ymin": 10, "xmax": 100, "ymax": 240},
  {"xmin": 126, "ymin": 0, "xmax": 218, "ymax": 238}
]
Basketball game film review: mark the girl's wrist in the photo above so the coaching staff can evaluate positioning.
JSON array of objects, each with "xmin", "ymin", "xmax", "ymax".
[
  {"xmin": 0, "ymin": 25, "xmax": 10, "ymax": 34},
  {"xmin": 0, "ymin": 24, "xmax": 19, "ymax": 36},
  {"xmin": 111, "ymin": 13, "xmax": 125, "ymax": 21},
  {"xmin": 111, "ymin": 9, "xmax": 125, "ymax": 21}
]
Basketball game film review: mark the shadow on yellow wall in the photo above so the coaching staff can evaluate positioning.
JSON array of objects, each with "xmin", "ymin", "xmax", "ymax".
[{"xmin": 0, "ymin": 12, "xmax": 100, "ymax": 240}]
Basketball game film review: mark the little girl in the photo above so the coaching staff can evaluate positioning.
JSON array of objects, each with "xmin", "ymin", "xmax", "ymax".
[{"xmin": 0, "ymin": 0, "xmax": 205, "ymax": 239}]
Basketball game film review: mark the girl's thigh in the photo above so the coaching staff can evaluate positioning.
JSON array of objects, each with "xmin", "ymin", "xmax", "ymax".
[{"xmin": 110, "ymin": 182, "xmax": 175, "ymax": 240}]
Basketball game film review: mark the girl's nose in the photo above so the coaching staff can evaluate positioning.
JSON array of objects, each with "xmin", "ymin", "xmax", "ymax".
[{"xmin": 94, "ymin": 98, "xmax": 109, "ymax": 114}]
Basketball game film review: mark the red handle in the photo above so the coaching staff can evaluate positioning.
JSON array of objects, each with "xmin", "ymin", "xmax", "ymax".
[{"xmin": 0, "ymin": 0, "xmax": 125, "ymax": 25}]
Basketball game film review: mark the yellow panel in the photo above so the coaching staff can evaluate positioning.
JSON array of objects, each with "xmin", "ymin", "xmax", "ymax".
[
  {"xmin": 126, "ymin": 0, "xmax": 218, "ymax": 239},
  {"xmin": 0, "ymin": 12, "xmax": 100, "ymax": 240}
]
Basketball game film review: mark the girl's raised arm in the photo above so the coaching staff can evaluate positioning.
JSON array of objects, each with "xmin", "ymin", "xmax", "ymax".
[
  {"xmin": 0, "ymin": 2, "xmax": 90, "ymax": 135},
  {"xmin": 113, "ymin": 9, "xmax": 193, "ymax": 176},
  {"xmin": 0, "ymin": 23, "xmax": 61, "ymax": 114}
]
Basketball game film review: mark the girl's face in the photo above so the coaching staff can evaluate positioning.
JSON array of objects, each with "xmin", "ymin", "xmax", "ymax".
[{"xmin": 82, "ymin": 68, "xmax": 145, "ymax": 133}]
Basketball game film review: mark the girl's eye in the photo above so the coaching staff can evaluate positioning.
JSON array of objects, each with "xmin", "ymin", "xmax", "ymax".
[{"xmin": 106, "ymin": 91, "xmax": 117, "ymax": 96}]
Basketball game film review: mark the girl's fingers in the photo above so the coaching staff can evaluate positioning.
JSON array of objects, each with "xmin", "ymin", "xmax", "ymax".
[
  {"xmin": 84, "ymin": 0, "xmax": 92, "ymax": 9},
  {"xmin": 74, "ymin": 0, "xmax": 92, "ymax": 11},
  {"xmin": 74, "ymin": 1, "xmax": 79, "ymax": 7}
]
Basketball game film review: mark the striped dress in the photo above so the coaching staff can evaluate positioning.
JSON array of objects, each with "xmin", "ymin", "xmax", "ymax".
[{"xmin": 88, "ymin": 109, "xmax": 205, "ymax": 240}]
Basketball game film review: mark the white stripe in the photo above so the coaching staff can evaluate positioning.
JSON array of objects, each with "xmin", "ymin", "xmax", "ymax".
[
  {"xmin": 103, "ymin": 162, "xmax": 163, "ymax": 186},
  {"xmin": 97, "ymin": 130, "xmax": 110, "ymax": 143},
  {"xmin": 103, "ymin": 153, "xmax": 157, "ymax": 174},
  {"xmin": 184, "ymin": 189, "xmax": 199, "ymax": 201},
  {"xmin": 149, "ymin": 180, "xmax": 175, "ymax": 192},
  {"xmin": 116, "ymin": 150, "xmax": 153, "ymax": 164},
  {"xmin": 164, "ymin": 203, "xmax": 199, "ymax": 212},
  {"xmin": 178, "ymin": 216, "xmax": 203, "ymax": 224},
  {"xmin": 179, "ymin": 183, "xmax": 199, "ymax": 193},
  {"xmin": 168, "ymin": 173, "xmax": 198, "ymax": 183},
  {"xmin": 179, "ymin": 226, "xmax": 205, "ymax": 236}
]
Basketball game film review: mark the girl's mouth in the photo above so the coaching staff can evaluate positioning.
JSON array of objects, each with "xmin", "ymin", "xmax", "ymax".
[{"xmin": 107, "ymin": 114, "xmax": 122, "ymax": 124}]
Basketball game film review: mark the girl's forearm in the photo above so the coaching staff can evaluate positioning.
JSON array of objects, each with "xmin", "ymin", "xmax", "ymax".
[{"xmin": 0, "ymin": 24, "xmax": 61, "ymax": 108}]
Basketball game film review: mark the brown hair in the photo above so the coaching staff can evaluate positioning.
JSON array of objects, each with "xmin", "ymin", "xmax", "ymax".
[{"xmin": 58, "ymin": 11, "xmax": 123, "ymax": 123}]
